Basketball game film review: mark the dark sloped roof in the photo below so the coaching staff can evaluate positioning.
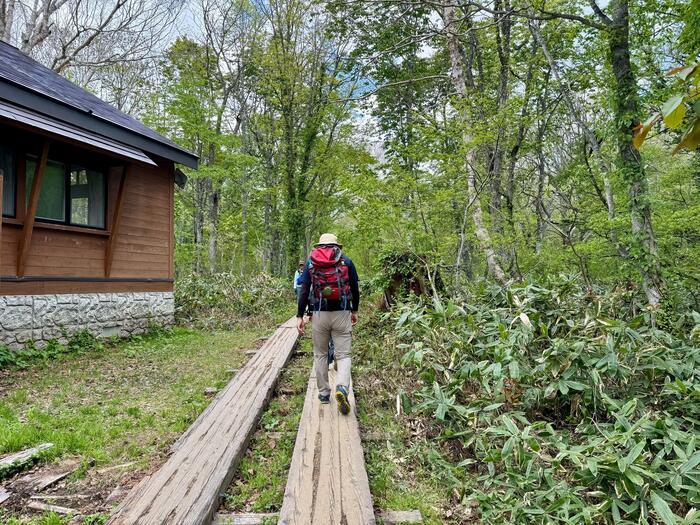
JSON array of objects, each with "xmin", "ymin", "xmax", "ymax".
[{"xmin": 0, "ymin": 41, "xmax": 198, "ymax": 168}]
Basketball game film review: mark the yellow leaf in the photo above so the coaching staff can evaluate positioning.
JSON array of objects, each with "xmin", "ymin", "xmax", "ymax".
[
  {"xmin": 633, "ymin": 113, "xmax": 660, "ymax": 150},
  {"xmin": 662, "ymin": 95, "xmax": 687, "ymax": 129},
  {"xmin": 673, "ymin": 119, "xmax": 700, "ymax": 154}
]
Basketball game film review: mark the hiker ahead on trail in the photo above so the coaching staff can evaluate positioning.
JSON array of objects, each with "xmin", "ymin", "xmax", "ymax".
[
  {"xmin": 293, "ymin": 260, "xmax": 304, "ymax": 301},
  {"xmin": 296, "ymin": 233, "xmax": 359, "ymax": 415}
]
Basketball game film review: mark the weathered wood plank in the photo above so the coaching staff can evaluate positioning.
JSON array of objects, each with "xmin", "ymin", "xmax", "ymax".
[
  {"xmin": 17, "ymin": 141, "xmax": 50, "ymax": 277},
  {"xmin": 27, "ymin": 500, "xmax": 78, "ymax": 515},
  {"xmin": 0, "ymin": 488, "xmax": 10, "ymax": 505},
  {"xmin": 212, "ymin": 513, "xmax": 277, "ymax": 525},
  {"xmin": 107, "ymin": 318, "xmax": 299, "ymax": 525},
  {"xmin": 30, "ymin": 494, "xmax": 92, "ymax": 501},
  {"xmin": 0, "ymin": 443, "xmax": 53, "ymax": 474},
  {"xmin": 105, "ymin": 166, "xmax": 129, "ymax": 277},
  {"xmin": 0, "ymin": 173, "xmax": 4, "ymax": 282},
  {"xmin": 279, "ymin": 370, "xmax": 375, "ymax": 525},
  {"xmin": 362, "ymin": 432, "xmax": 392, "ymax": 442},
  {"xmin": 15, "ymin": 459, "xmax": 79, "ymax": 492},
  {"xmin": 377, "ymin": 510, "xmax": 423, "ymax": 524}
]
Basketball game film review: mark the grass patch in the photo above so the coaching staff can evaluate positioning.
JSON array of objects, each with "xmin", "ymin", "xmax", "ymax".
[
  {"xmin": 2, "ymin": 513, "xmax": 109, "ymax": 525},
  {"xmin": 353, "ymin": 308, "xmax": 456, "ymax": 524},
  {"xmin": 222, "ymin": 344, "xmax": 311, "ymax": 513},
  {"xmin": 0, "ymin": 311, "xmax": 292, "ymax": 524},
  {"xmin": 0, "ymin": 328, "xmax": 260, "ymax": 464}
]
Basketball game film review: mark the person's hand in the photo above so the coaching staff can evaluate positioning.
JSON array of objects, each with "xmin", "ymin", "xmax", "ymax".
[
  {"xmin": 351, "ymin": 312, "xmax": 358, "ymax": 326},
  {"xmin": 297, "ymin": 316, "xmax": 305, "ymax": 335}
]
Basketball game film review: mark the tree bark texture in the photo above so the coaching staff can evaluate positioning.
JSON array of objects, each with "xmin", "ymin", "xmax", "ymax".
[
  {"xmin": 608, "ymin": 0, "xmax": 662, "ymax": 306},
  {"xmin": 443, "ymin": 3, "xmax": 507, "ymax": 285}
]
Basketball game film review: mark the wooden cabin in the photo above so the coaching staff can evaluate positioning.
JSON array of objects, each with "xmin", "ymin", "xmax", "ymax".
[{"xmin": 0, "ymin": 41, "xmax": 198, "ymax": 349}]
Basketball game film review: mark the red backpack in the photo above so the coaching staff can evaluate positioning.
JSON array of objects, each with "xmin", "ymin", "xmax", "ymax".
[{"xmin": 309, "ymin": 246, "xmax": 351, "ymax": 304}]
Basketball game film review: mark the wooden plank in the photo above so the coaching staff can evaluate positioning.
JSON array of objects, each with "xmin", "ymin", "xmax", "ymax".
[
  {"xmin": 16, "ymin": 154, "xmax": 26, "ymax": 221},
  {"xmin": 0, "ymin": 487, "xmax": 10, "ymax": 505},
  {"xmin": 212, "ymin": 513, "xmax": 277, "ymax": 525},
  {"xmin": 17, "ymin": 141, "xmax": 50, "ymax": 277},
  {"xmin": 0, "ymin": 443, "xmax": 53, "ymax": 474},
  {"xmin": 96, "ymin": 462, "xmax": 136, "ymax": 474},
  {"xmin": 362, "ymin": 432, "xmax": 393, "ymax": 442},
  {"xmin": 0, "ymin": 281, "xmax": 172, "ymax": 296},
  {"xmin": 377, "ymin": 510, "xmax": 423, "ymax": 524},
  {"xmin": 30, "ymin": 494, "xmax": 91, "ymax": 501},
  {"xmin": 107, "ymin": 318, "xmax": 299, "ymax": 525},
  {"xmin": 15, "ymin": 459, "xmax": 80, "ymax": 492},
  {"xmin": 168, "ymin": 167, "xmax": 174, "ymax": 280},
  {"xmin": 117, "ymin": 216, "xmax": 171, "ymax": 235},
  {"xmin": 24, "ymin": 220, "xmax": 110, "ymax": 237},
  {"xmin": 278, "ymin": 370, "xmax": 375, "ymax": 525},
  {"xmin": 105, "ymin": 166, "xmax": 129, "ymax": 277},
  {"xmin": 27, "ymin": 500, "xmax": 77, "ymax": 515}
]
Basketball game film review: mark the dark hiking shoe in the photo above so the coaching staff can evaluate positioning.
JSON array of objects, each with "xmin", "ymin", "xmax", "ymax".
[
  {"xmin": 319, "ymin": 394, "xmax": 330, "ymax": 404},
  {"xmin": 335, "ymin": 385, "xmax": 351, "ymax": 415}
]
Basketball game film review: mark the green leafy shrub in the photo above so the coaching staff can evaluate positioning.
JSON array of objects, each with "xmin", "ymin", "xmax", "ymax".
[
  {"xmin": 0, "ymin": 330, "xmax": 104, "ymax": 370},
  {"xmin": 175, "ymin": 272, "xmax": 292, "ymax": 328},
  {"xmin": 394, "ymin": 276, "xmax": 700, "ymax": 523}
]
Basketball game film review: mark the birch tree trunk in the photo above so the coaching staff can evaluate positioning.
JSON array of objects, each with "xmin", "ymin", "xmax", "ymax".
[{"xmin": 442, "ymin": 3, "xmax": 507, "ymax": 285}]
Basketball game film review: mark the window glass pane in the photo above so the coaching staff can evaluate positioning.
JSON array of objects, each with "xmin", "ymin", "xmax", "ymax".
[
  {"xmin": 70, "ymin": 168, "xmax": 105, "ymax": 228},
  {"xmin": 26, "ymin": 157, "xmax": 66, "ymax": 221},
  {"xmin": 0, "ymin": 145, "xmax": 15, "ymax": 217}
]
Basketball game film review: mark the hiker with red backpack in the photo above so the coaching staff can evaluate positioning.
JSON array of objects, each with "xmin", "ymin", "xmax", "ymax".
[{"xmin": 296, "ymin": 233, "xmax": 360, "ymax": 415}]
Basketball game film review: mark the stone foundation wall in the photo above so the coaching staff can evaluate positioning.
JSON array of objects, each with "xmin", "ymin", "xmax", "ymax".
[{"xmin": 0, "ymin": 291, "xmax": 174, "ymax": 349}]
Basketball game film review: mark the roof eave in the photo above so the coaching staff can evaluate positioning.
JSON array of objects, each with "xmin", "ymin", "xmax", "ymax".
[{"xmin": 0, "ymin": 81, "xmax": 199, "ymax": 169}]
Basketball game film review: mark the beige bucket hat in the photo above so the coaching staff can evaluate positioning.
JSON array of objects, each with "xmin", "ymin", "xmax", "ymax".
[{"xmin": 315, "ymin": 233, "xmax": 342, "ymax": 247}]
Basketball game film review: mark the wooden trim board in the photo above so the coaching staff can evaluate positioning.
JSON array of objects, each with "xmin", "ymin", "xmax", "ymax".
[
  {"xmin": 0, "ymin": 173, "xmax": 4, "ymax": 281},
  {"xmin": 278, "ymin": 369, "xmax": 375, "ymax": 525},
  {"xmin": 105, "ymin": 165, "xmax": 129, "ymax": 277},
  {"xmin": 17, "ymin": 141, "xmax": 49, "ymax": 277},
  {"xmin": 106, "ymin": 318, "xmax": 299, "ymax": 524}
]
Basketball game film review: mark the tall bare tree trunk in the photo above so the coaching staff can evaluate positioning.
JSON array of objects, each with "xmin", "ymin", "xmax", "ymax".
[
  {"xmin": 534, "ymin": 98, "xmax": 549, "ymax": 255},
  {"xmin": 0, "ymin": 0, "xmax": 17, "ymax": 41},
  {"xmin": 529, "ymin": 19, "xmax": 625, "ymax": 257},
  {"xmin": 193, "ymin": 178, "xmax": 207, "ymax": 274},
  {"xmin": 262, "ymin": 192, "xmax": 272, "ymax": 274},
  {"xmin": 443, "ymin": 3, "xmax": 507, "ymax": 285},
  {"xmin": 241, "ymin": 183, "xmax": 249, "ymax": 276},
  {"xmin": 488, "ymin": 0, "xmax": 512, "ymax": 223},
  {"xmin": 208, "ymin": 183, "xmax": 219, "ymax": 274}
]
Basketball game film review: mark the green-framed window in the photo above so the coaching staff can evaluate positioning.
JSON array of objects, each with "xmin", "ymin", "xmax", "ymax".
[
  {"xmin": 0, "ymin": 145, "xmax": 16, "ymax": 217},
  {"xmin": 26, "ymin": 155, "xmax": 106, "ymax": 229}
]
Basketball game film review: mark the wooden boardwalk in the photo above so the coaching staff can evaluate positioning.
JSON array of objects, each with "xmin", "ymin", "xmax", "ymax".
[
  {"xmin": 107, "ymin": 318, "xmax": 299, "ymax": 525},
  {"xmin": 278, "ymin": 369, "xmax": 375, "ymax": 525}
]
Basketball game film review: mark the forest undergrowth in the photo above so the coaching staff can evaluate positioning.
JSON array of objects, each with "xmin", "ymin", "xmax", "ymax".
[
  {"xmin": 381, "ymin": 276, "xmax": 700, "ymax": 524},
  {"xmin": 175, "ymin": 273, "xmax": 292, "ymax": 329}
]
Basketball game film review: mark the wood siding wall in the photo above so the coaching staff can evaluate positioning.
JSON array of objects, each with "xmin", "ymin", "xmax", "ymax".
[{"xmin": 1, "ymin": 159, "xmax": 174, "ymax": 296}]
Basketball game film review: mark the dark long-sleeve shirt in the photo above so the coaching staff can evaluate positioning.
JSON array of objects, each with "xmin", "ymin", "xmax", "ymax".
[{"xmin": 296, "ymin": 255, "xmax": 360, "ymax": 317}]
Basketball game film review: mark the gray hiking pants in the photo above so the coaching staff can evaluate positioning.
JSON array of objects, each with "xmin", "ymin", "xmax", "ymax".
[{"xmin": 312, "ymin": 310, "xmax": 352, "ymax": 397}]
